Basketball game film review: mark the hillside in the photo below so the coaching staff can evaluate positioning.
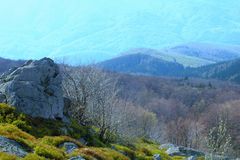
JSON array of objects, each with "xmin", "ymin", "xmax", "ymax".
[
  {"xmin": 118, "ymin": 48, "xmax": 213, "ymax": 67},
  {"xmin": 98, "ymin": 53, "xmax": 184, "ymax": 77},
  {"xmin": 99, "ymin": 54, "xmax": 240, "ymax": 84},
  {"xmin": 0, "ymin": 58, "xmax": 239, "ymax": 158},
  {"xmin": 0, "ymin": 58, "xmax": 208, "ymax": 160},
  {"xmin": 186, "ymin": 58, "xmax": 240, "ymax": 84},
  {"xmin": 0, "ymin": 103, "xmax": 174, "ymax": 160},
  {"xmin": 111, "ymin": 43, "xmax": 240, "ymax": 67},
  {"xmin": 163, "ymin": 43, "xmax": 240, "ymax": 63},
  {"xmin": 116, "ymin": 73, "xmax": 240, "ymax": 154}
]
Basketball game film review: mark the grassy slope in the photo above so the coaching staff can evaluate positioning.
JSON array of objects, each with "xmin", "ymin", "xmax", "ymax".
[{"xmin": 0, "ymin": 103, "xmax": 189, "ymax": 160}]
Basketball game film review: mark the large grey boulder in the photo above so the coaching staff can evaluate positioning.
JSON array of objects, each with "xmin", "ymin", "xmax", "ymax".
[
  {"xmin": 0, "ymin": 58, "xmax": 64, "ymax": 119},
  {"xmin": 0, "ymin": 136, "xmax": 28, "ymax": 157}
]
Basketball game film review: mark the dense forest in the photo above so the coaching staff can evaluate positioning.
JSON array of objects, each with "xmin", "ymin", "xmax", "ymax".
[{"xmin": 117, "ymin": 74, "xmax": 240, "ymax": 154}]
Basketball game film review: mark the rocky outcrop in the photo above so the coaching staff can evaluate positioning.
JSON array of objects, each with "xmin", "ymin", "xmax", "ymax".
[
  {"xmin": 0, "ymin": 58, "xmax": 64, "ymax": 119},
  {"xmin": 165, "ymin": 145, "xmax": 204, "ymax": 157},
  {"xmin": 0, "ymin": 136, "xmax": 28, "ymax": 157}
]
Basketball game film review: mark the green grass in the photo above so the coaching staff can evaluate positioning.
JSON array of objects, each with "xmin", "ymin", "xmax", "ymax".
[
  {"xmin": 22, "ymin": 153, "xmax": 45, "ymax": 160},
  {"xmin": 34, "ymin": 144, "xmax": 65, "ymax": 160},
  {"xmin": 0, "ymin": 124, "xmax": 36, "ymax": 149},
  {"xmin": 0, "ymin": 103, "xmax": 31, "ymax": 131},
  {"xmin": 112, "ymin": 139, "xmax": 174, "ymax": 160},
  {"xmin": 71, "ymin": 147, "xmax": 130, "ymax": 160},
  {"xmin": 40, "ymin": 136, "xmax": 83, "ymax": 147},
  {"xmin": 0, "ymin": 152, "xmax": 17, "ymax": 160},
  {"xmin": 0, "ymin": 103, "xmax": 188, "ymax": 160}
]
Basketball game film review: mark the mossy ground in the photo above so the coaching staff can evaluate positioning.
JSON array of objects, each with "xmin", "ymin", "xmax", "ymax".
[
  {"xmin": 112, "ymin": 139, "xmax": 173, "ymax": 160},
  {"xmin": 0, "ymin": 103, "xmax": 188, "ymax": 160}
]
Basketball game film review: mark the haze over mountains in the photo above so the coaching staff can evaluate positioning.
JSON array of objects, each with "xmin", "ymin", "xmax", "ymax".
[
  {"xmin": 0, "ymin": 0, "xmax": 240, "ymax": 64},
  {"xmin": 1, "ymin": 40, "xmax": 240, "ymax": 84}
]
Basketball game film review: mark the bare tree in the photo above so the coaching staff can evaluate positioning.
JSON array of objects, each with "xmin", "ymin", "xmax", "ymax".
[
  {"xmin": 62, "ymin": 65, "xmax": 121, "ymax": 142},
  {"xmin": 62, "ymin": 65, "xmax": 96, "ymax": 124},
  {"xmin": 206, "ymin": 117, "xmax": 232, "ymax": 159},
  {"xmin": 187, "ymin": 120, "xmax": 205, "ymax": 149},
  {"xmin": 62, "ymin": 65, "xmax": 164, "ymax": 143}
]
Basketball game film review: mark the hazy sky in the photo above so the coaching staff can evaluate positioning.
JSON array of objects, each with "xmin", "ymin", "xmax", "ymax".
[{"xmin": 0, "ymin": 0, "xmax": 240, "ymax": 62}]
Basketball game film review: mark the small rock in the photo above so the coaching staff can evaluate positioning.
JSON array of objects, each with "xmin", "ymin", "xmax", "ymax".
[
  {"xmin": 0, "ymin": 136, "xmax": 28, "ymax": 157},
  {"xmin": 187, "ymin": 156, "xmax": 197, "ymax": 160},
  {"xmin": 79, "ymin": 138, "xmax": 88, "ymax": 145},
  {"xmin": 153, "ymin": 154, "xmax": 161, "ymax": 160},
  {"xmin": 166, "ymin": 146, "xmax": 183, "ymax": 156},
  {"xmin": 60, "ymin": 142, "xmax": 78, "ymax": 154},
  {"xmin": 69, "ymin": 156, "xmax": 85, "ymax": 160}
]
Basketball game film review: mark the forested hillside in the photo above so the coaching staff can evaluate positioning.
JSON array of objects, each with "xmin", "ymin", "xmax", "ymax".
[
  {"xmin": 116, "ymin": 73, "xmax": 240, "ymax": 155},
  {"xmin": 186, "ymin": 58, "xmax": 240, "ymax": 83},
  {"xmin": 98, "ymin": 53, "xmax": 184, "ymax": 77},
  {"xmin": 100, "ymin": 54, "xmax": 240, "ymax": 84}
]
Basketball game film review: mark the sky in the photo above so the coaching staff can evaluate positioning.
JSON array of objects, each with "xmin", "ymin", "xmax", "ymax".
[{"xmin": 0, "ymin": 0, "xmax": 240, "ymax": 63}]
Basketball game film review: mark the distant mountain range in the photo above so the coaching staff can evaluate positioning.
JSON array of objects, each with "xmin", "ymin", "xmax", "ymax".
[
  {"xmin": 98, "ymin": 53, "xmax": 184, "ymax": 77},
  {"xmin": 1, "ymin": 0, "xmax": 240, "ymax": 64},
  {"xmin": 117, "ymin": 43, "xmax": 240, "ymax": 67},
  {"xmin": 99, "ymin": 52, "xmax": 240, "ymax": 84},
  {"xmin": 1, "ymin": 42, "xmax": 240, "ymax": 84},
  {"xmin": 163, "ymin": 43, "xmax": 240, "ymax": 66}
]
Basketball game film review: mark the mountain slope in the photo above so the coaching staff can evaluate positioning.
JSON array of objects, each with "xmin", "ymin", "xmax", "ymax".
[
  {"xmin": 116, "ymin": 43, "xmax": 240, "ymax": 67},
  {"xmin": 99, "ymin": 53, "xmax": 184, "ymax": 77},
  {"xmin": 99, "ymin": 54, "xmax": 240, "ymax": 84},
  {"xmin": 187, "ymin": 58, "xmax": 240, "ymax": 83},
  {"xmin": 164, "ymin": 43, "xmax": 240, "ymax": 63},
  {"xmin": 120, "ymin": 48, "xmax": 214, "ymax": 67}
]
